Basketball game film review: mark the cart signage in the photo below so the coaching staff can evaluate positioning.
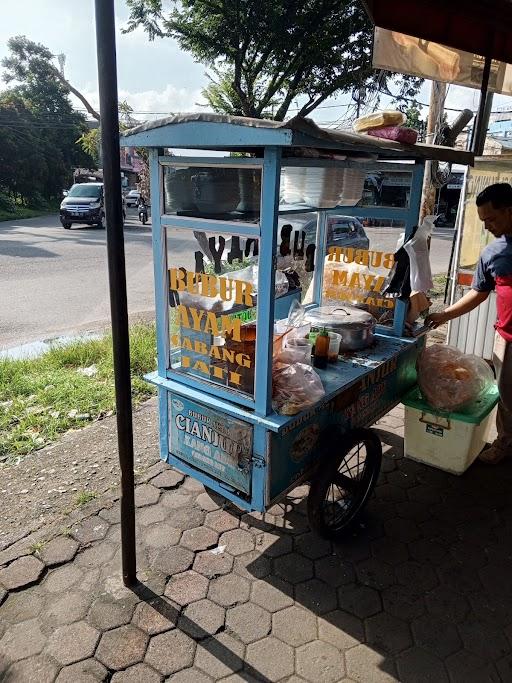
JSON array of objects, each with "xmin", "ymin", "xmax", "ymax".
[
  {"xmin": 169, "ymin": 396, "xmax": 253, "ymax": 493},
  {"xmin": 323, "ymin": 247, "xmax": 396, "ymax": 311}
]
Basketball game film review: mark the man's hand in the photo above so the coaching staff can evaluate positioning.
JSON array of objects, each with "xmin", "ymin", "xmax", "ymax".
[{"xmin": 425, "ymin": 311, "xmax": 449, "ymax": 329}]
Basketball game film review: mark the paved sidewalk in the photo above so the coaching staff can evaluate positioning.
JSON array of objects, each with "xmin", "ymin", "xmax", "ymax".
[{"xmin": 1, "ymin": 405, "xmax": 512, "ymax": 682}]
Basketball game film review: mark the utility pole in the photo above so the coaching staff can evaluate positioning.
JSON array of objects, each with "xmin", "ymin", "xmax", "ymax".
[{"xmin": 420, "ymin": 81, "xmax": 447, "ymax": 219}]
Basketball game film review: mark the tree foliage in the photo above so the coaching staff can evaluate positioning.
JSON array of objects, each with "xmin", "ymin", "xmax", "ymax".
[
  {"xmin": 0, "ymin": 36, "xmax": 95, "ymax": 204},
  {"xmin": 124, "ymin": 0, "xmax": 421, "ymax": 121}
]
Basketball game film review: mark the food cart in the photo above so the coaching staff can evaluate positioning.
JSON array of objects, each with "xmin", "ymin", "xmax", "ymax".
[{"xmin": 121, "ymin": 114, "xmax": 472, "ymax": 540}]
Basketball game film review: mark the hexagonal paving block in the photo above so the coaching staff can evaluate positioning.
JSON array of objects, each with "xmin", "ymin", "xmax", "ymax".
[
  {"xmin": 137, "ymin": 506, "xmax": 167, "ymax": 527},
  {"xmin": 161, "ymin": 492, "xmax": 194, "ymax": 510},
  {"xmin": 338, "ymin": 584, "xmax": 382, "ymax": 619},
  {"xmin": 47, "ymin": 621, "xmax": 100, "ymax": 666},
  {"xmin": 0, "ymin": 587, "xmax": 45, "ymax": 623},
  {"xmin": 194, "ymin": 632, "xmax": 244, "ymax": 679},
  {"xmin": 274, "ymin": 552, "xmax": 313, "ymax": 585},
  {"xmin": 425, "ymin": 585, "xmax": 470, "ymax": 623},
  {"xmin": 253, "ymin": 531, "xmax": 292, "ymax": 557},
  {"xmin": 225, "ymin": 602, "xmax": 271, "ymax": 644},
  {"xmin": 71, "ymin": 516, "xmax": 109, "ymax": 544},
  {"xmin": 55, "ymin": 658, "xmax": 108, "ymax": 683},
  {"xmin": 315, "ymin": 555, "xmax": 355, "ymax": 587},
  {"xmin": 381, "ymin": 584, "xmax": 426, "ymax": 622},
  {"xmin": 272, "ymin": 605, "xmax": 317, "ymax": 647},
  {"xmin": 208, "ymin": 574, "xmax": 250, "ymax": 608},
  {"xmin": 196, "ymin": 491, "xmax": 223, "ymax": 512},
  {"xmin": 166, "ymin": 506, "xmax": 205, "ymax": 531},
  {"xmin": 145, "ymin": 629, "xmax": 196, "ymax": 676},
  {"xmin": 218, "ymin": 675, "xmax": 261, "ymax": 683},
  {"xmin": 295, "ymin": 578, "xmax": 338, "ymax": 615},
  {"xmin": 165, "ymin": 570, "xmax": 209, "ymax": 607},
  {"xmin": 179, "ymin": 599, "xmax": 225, "ymax": 639},
  {"xmin": 96, "ymin": 624, "xmax": 149, "ymax": 671},
  {"xmin": 76, "ymin": 540, "xmax": 117, "ymax": 570},
  {"xmin": 181, "ymin": 527, "xmax": 219, "ymax": 552},
  {"xmin": 111, "ymin": 662, "xmax": 162, "ymax": 682},
  {"xmin": 296, "ymin": 640, "xmax": 345, "ymax": 683},
  {"xmin": 87, "ymin": 594, "xmax": 135, "ymax": 630},
  {"xmin": 6, "ymin": 654, "xmax": 58, "ymax": 683},
  {"xmin": 346, "ymin": 644, "xmax": 399, "ymax": 683},
  {"xmin": 218, "ymin": 529, "xmax": 255, "ymax": 557},
  {"xmin": 246, "ymin": 636, "xmax": 294, "ymax": 681},
  {"xmin": 151, "ymin": 469, "xmax": 184, "ymax": 490},
  {"xmin": 317, "ymin": 610, "xmax": 364, "ymax": 651},
  {"xmin": 294, "ymin": 532, "xmax": 332, "ymax": 560},
  {"xmin": 458, "ymin": 617, "xmax": 510, "ymax": 662},
  {"xmin": 250, "ymin": 577, "xmax": 294, "ymax": 613},
  {"xmin": 409, "ymin": 538, "xmax": 446, "ymax": 564},
  {"xmin": 0, "ymin": 555, "xmax": 45, "ymax": 590},
  {"xmin": 163, "ymin": 668, "xmax": 211, "ymax": 682},
  {"xmin": 370, "ymin": 538, "xmax": 409, "ymax": 566},
  {"xmin": 355, "ymin": 558, "xmax": 396, "ymax": 591},
  {"xmin": 135, "ymin": 484, "xmax": 161, "ymax": 508},
  {"xmin": 396, "ymin": 646, "xmax": 449, "ymax": 683},
  {"xmin": 132, "ymin": 600, "xmax": 177, "ymax": 635},
  {"xmin": 446, "ymin": 650, "xmax": 497, "ymax": 683},
  {"xmin": 143, "ymin": 523, "xmax": 182, "ymax": 549},
  {"xmin": 204, "ymin": 509, "xmax": 239, "ymax": 533},
  {"xmin": 193, "ymin": 549, "xmax": 234, "ymax": 579},
  {"xmin": 411, "ymin": 614, "xmax": 462, "ymax": 659},
  {"xmin": 46, "ymin": 590, "xmax": 92, "ymax": 626},
  {"xmin": 395, "ymin": 561, "xmax": 439, "ymax": 592},
  {"xmin": 150, "ymin": 546, "xmax": 194, "ymax": 576},
  {"xmin": 39, "ymin": 536, "xmax": 79, "ymax": 567},
  {"xmin": 42, "ymin": 564, "xmax": 83, "ymax": 593},
  {"xmin": 233, "ymin": 550, "xmax": 271, "ymax": 580},
  {"xmin": 0, "ymin": 619, "xmax": 46, "ymax": 664},
  {"xmin": 365, "ymin": 612, "xmax": 413, "ymax": 655}
]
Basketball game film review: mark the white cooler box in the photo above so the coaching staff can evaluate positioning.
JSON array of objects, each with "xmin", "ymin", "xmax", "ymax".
[{"xmin": 402, "ymin": 385, "xmax": 499, "ymax": 475}]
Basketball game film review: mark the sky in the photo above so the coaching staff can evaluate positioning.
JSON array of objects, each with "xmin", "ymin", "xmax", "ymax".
[{"xmin": 2, "ymin": 0, "xmax": 512, "ymax": 129}]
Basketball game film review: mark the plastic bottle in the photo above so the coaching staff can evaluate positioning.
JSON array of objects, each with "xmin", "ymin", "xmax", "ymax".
[{"xmin": 313, "ymin": 328, "xmax": 329, "ymax": 369}]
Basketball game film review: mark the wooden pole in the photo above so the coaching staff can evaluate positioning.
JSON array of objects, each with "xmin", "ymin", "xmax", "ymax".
[{"xmin": 420, "ymin": 81, "xmax": 447, "ymax": 220}]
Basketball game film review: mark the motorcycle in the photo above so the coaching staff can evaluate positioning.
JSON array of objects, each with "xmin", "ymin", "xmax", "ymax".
[{"xmin": 138, "ymin": 200, "xmax": 148, "ymax": 225}]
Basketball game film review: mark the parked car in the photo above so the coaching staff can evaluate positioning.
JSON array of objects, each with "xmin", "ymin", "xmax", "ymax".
[
  {"xmin": 60, "ymin": 183, "xmax": 105, "ymax": 229},
  {"xmin": 302, "ymin": 214, "xmax": 370, "ymax": 252},
  {"xmin": 125, "ymin": 190, "xmax": 141, "ymax": 208}
]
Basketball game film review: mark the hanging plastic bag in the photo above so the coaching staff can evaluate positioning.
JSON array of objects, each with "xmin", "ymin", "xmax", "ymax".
[
  {"xmin": 417, "ymin": 344, "xmax": 495, "ymax": 411},
  {"xmin": 272, "ymin": 361, "xmax": 325, "ymax": 415},
  {"xmin": 403, "ymin": 215, "xmax": 435, "ymax": 292}
]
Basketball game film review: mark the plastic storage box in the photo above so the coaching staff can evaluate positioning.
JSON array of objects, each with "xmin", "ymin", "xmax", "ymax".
[{"xmin": 402, "ymin": 385, "xmax": 499, "ymax": 474}]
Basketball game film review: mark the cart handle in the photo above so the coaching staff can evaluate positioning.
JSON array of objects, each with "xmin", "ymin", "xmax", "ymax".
[{"xmin": 331, "ymin": 307, "xmax": 349, "ymax": 315}]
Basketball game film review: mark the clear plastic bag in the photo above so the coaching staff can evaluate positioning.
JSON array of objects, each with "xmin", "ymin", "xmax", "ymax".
[
  {"xmin": 403, "ymin": 215, "xmax": 435, "ymax": 293},
  {"xmin": 272, "ymin": 361, "xmax": 325, "ymax": 415},
  {"xmin": 417, "ymin": 345, "xmax": 495, "ymax": 411},
  {"xmin": 353, "ymin": 111, "xmax": 406, "ymax": 133}
]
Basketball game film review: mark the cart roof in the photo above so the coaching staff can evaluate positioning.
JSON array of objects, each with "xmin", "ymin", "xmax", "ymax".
[{"xmin": 120, "ymin": 113, "xmax": 473, "ymax": 165}]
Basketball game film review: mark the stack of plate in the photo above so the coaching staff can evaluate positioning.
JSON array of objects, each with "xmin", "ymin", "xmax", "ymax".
[
  {"xmin": 281, "ymin": 167, "xmax": 307, "ymax": 204},
  {"xmin": 338, "ymin": 168, "xmax": 366, "ymax": 206},
  {"xmin": 302, "ymin": 167, "xmax": 346, "ymax": 208},
  {"xmin": 192, "ymin": 169, "xmax": 240, "ymax": 213}
]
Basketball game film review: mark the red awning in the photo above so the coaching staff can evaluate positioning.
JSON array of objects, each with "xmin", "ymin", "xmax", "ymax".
[{"xmin": 362, "ymin": 0, "xmax": 512, "ymax": 65}]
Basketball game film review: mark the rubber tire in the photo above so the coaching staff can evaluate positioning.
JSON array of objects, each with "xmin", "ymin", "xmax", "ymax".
[
  {"xmin": 97, "ymin": 213, "xmax": 105, "ymax": 229},
  {"xmin": 62, "ymin": 222, "xmax": 71, "ymax": 229},
  {"xmin": 307, "ymin": 427, "xmax": 382, "ymax": 541}
]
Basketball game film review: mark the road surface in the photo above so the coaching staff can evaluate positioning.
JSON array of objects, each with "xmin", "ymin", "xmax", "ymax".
[{"xmin": 0, "ymin": 212, "xmax": 453, "ymax": 350}]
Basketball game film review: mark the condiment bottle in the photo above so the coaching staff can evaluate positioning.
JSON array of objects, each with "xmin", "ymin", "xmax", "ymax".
[{"xmin": 313, "ymin": 328, "xmax": 329, "ymax": 369}]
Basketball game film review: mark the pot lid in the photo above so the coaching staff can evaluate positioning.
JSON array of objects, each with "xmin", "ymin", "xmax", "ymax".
[{"xmin": 306, "ymin": 305, "xmax": 375, "ymax": 329}]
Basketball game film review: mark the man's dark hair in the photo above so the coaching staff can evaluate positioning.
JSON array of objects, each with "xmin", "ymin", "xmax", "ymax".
[{"xmin": 476, "ymin": 183, "xmax": 512, "ymax": 209}]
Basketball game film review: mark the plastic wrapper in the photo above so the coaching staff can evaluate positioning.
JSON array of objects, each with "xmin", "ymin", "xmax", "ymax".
[
  {"xmin": 403, "ymin": 215, "xmax": 435, "ymax": 293},
  {"xmin": 367, "ymin": 126, "xmax": 418, "ymax": 144},
  {"xmin": 353, "ymin": 111, "xmax": 406, "ymax": 133},
  {"xmin": 417, "ymin": 345, "xmax": 495, "ymax": 411},
  {"xmin": 272, "ymin": 361, "xmax": 325, "ymax": 415}
]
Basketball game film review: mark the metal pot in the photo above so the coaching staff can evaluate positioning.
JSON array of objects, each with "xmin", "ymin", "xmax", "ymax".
[{"xmin": 306, "ymin": 305, "xmax": 376, "ymax": 351}]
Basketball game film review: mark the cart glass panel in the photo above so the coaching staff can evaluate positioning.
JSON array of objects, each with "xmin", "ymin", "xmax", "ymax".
[
  {"xmin": 166, "ymin": 226, "xmax": 261, "ymax": 398},
  {"xmin": 163, "ymin": 165, "xmax": 262, "ymax": 222}
]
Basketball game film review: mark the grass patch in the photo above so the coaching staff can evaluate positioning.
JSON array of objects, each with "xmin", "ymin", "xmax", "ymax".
[
  {"xmin": 0, "ymin": 323, "xmax": 157, "ymax": 462},
  {"xmin": 0, "ymin": 206, "xmax": 55, "ymax": 222},
  {"xmin": 75, "ymin": 490, "xmax": 98, "ymax": 506}
]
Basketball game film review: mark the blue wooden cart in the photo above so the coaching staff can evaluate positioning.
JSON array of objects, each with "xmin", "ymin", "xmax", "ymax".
[{"xmin": 121, "ymin": 114, "xmax": 471, "ymax": 539}]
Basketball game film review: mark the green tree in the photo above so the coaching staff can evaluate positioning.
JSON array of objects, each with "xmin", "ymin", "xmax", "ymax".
[
  {"xmin": 405, "ymin": 106, "xmax": 427, "ymax": 141},
  {"xmin": 1, "ymin": 36, "xmax": 96, "ymax": 201},
  {"xmin": 124, "ymin": 0, "xmax": 421, "ymax": 120}
]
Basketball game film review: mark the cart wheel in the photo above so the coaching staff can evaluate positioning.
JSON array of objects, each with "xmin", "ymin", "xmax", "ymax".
[{"xmin": 307, "ymin": 427, "xmax": 382, "ymax": 541}]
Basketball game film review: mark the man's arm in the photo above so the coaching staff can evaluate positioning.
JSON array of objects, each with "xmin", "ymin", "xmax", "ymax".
[{"xmin": 425, "ymin": 289, "xmax": 490, "ymax": 328}]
